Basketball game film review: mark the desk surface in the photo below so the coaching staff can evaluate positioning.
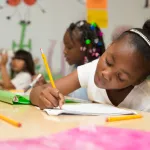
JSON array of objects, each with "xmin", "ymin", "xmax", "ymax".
[{"xmin": 0, "ymin": 102, "xmax": 150, "ymax": 140}]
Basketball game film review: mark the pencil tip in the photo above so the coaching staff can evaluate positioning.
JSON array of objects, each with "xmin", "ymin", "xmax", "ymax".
[{"xmin": 18, "ymin": 123, "xmax": 22, "ymax": 127}]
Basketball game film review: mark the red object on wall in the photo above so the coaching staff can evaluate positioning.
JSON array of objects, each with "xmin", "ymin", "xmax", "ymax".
[
  {"xmin": 24, "ymin": 0, "xmax": 37, "ymax": 6},
  {"xmin": 7, "ymin": 0, "xmax": 21, "ymax": 6}
]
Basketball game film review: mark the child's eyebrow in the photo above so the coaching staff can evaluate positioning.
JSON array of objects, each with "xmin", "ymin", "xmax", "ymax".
[
  {"xmin": 64, "ymin": 39, "xmax": 72, "ymax": 46},
  {"xmin": 109, "ymin": 53, "xmax": 115, "ymax": 63},
  {"xmin": 65, "ymin": 42, "xmax": 73, "ymax": 47}
]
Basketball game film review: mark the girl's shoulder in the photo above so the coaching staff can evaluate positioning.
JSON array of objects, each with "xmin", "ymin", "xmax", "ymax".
[
  {"xmin": 118, "ymin": 80, "xmax": 150, "ymax": 111},
  {"xmin": 135, "ymin": 79, "xmax": 150, "ymax": 94},
  {"xmin": 78, "ymin": 59, "xmax": 99, "ymax": 75}
]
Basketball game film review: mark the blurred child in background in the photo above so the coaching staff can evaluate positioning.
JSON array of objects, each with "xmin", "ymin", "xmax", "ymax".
[{"xmin": 0, "ymin": 49, "xmax": 35, "ymax": 90}]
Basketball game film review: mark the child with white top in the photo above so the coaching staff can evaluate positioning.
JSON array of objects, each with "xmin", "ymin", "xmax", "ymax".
[
  {"xmin": 30, "ymin": 19, "xmax": 150, "ymax": 112},
  {"xmin": 64, "ymin": 20, "xmax": 105, "ymax": 100},
  {"xmin": 0, "ymin": 49, "xmax": 35, "ymax": 90},
  {"xmin": 35, "ymin": 20, "xmax": 105, "ymax": 100}
]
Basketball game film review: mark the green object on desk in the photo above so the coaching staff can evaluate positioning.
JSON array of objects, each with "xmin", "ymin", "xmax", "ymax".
[
  {"xmin": 0, "ymin": 90, "xmax": 30, "ymax": 105},
  {"xmin": 13, "ymin": 95, "xmax": 30, "ymax": 104},
  {"xmin": 65, "ymin": 96, "xmax": 88, "ymax": 103},
  {"xmin": 65, "ymin": 99, "xmax": 79, "ymax": 103}
]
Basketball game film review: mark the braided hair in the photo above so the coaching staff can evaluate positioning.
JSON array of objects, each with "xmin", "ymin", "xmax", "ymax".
[{"xmin": 67, "ymin": 20, "xmax": 105, "ymax": 64}]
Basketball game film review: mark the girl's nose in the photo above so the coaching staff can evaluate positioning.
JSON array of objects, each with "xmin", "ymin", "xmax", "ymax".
[{"xmin": 102, "ymin": 68, "xmax": 113, "ymax": 82}]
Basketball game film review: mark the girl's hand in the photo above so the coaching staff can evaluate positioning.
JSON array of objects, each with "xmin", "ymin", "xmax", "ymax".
[
  {"xmin": 38, "ymin": 86, "xmax": 64, "ymax": 109},
  {"xmin": 0, "ymin": 53, "xmax": 8, "ymax": 67}
]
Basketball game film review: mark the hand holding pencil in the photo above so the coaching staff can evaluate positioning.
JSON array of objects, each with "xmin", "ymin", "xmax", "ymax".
[
  {"xmin": 39, "ymin": 48, "xmax": 64, "ymax": 109},
  {"xmin": 38, "ymin": 86, "xmax": 64, "ymax": 109}
]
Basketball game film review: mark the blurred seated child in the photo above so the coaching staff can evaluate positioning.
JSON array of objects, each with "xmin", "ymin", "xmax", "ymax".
[{"xmin": 0, "ymin": 49, "xmax": 35, "ymax": 90}]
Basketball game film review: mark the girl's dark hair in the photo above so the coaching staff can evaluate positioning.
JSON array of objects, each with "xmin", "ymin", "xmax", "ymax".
[
  {"xmin": 67, "ymin": 20, "xmax": 105, "ymax": 63},
  {"xmin": 11, "ymin": 49, "xmax": 35, "ymax": 77},
  {"xmin": 117, "ymin": 19, "xmax": 150, "ymax": 62}
]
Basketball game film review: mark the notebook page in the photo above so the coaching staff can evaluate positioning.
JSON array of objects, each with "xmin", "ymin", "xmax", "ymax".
[{"xmin": 44, "ymin": 103, "xmax": 136, "ymax": 116}]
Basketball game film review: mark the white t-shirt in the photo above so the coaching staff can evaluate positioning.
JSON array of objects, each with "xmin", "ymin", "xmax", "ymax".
[
  {"xmin": 65, "ymin": 65, "xmax": 89, "ymax": 100},
  {"xmin": 11, "ymin": 72, "xmax": 32, "ymax": 90},
  {"xmin": 77, "ymin": 59, "xmax": 150, "ymax": 112}
]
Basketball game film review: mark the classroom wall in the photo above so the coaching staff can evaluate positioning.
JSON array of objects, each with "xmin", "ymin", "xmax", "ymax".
[
  {"xmin": 104, "ymin": 0, "xmax": 150, "ymax": 45},
  {"xmin": 0, "ymin": 0, "xmax": 149, "ymax": 76}
]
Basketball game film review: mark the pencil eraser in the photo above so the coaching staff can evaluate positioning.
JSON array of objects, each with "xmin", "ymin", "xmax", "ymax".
[
  {"xmin": 106, "ymin": 118, "xmax": 109, "ymax": 122},
  {"xmin": 18, "ymin": 123, "xmax": 22, "ymax": 127}
]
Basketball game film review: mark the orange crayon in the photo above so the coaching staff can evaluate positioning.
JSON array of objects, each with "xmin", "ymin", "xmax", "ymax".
[
  {"xmin": 106, "ymin": 114, "xmax": 142, "ymax": 122},
  {"xmin": 0, "ymin": 114, "xmax": 22, "ymax": 127}
]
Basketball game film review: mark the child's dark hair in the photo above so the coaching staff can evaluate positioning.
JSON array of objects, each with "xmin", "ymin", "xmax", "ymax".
[
  {"xmin": 116, "ymin": 19, "xmax": 150, "ymax": 77},
  {"xmin": 67, "ymin": 20, "xmax": 105, "ymax": 63},
  {"xmin": 11, "ymin": 49, "xmax": 35, "ymax": 77}
]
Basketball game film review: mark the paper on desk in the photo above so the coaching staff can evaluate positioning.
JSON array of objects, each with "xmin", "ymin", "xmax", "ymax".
[{"xmin": 44, "ymin": 103, "xmax": 136, "ymax": 116}]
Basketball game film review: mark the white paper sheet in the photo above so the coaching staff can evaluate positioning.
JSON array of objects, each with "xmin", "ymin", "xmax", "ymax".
[{"xmin": 44, "ymin": 103, "xmax": 136, "ymax": 116}]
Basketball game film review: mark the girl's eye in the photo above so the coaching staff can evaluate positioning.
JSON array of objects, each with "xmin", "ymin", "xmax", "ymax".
[
  {"xmin": 117, "ymin": 73, "xmax": 126, "ymax": 82},
  {"xmin": 118, "ymin": 76, "xmax": 125, "ymax": 82},
  {"xmin": 106, "ymin": 58, "xmax": 113, "ymax": 67},
  {"xmin": 66, "ymin": 46, "xmax": 72, "ymax": 50}
]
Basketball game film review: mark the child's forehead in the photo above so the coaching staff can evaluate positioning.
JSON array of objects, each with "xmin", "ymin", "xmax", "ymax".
[
  {"xmin": 108, "ymin": 41, "xmax": 145, "ymax": 72},
  {"xmin": 112, "ymin": 36, "xmax": 134, "ymax": 51},
  {"xmin": 63, "ymin": 31, "xmax": 72, "ymax": 44},
  {"xmin": 64, "ymin": 30, "xmax": 81, "ymax": 45},
  {"xmin": 110, "ymin": 35, "xmax": 138, "ymax": 58}
]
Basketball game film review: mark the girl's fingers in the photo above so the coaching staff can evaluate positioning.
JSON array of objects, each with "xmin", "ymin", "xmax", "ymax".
[{"xmin": 59, "ymin": 93, "xmax": 65, "ymax": 109}]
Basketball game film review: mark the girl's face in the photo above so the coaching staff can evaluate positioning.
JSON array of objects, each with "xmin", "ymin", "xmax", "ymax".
[
  {"xmin": 11, "ymin": 58, "xmax": 25, "ymax": 72},
  {"xmin": 94, "ymin": 38, "xmax": 147, "ymax": 90},
  {"xmin": 63, "ymin": 31, "xmax": 85, "ymax": 66}
]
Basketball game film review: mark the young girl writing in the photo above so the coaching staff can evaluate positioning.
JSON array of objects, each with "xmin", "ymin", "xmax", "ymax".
[
  {"xmin": 35, "ymin": 20, "xmax": 105, "ymax": 100},
  {"xmin": 0, "ymin": 49, "xmax": 35, "ymax": 90},
  {"xmin": 30, "ymin": 19, "xmax": 150, "ymax": 111}
]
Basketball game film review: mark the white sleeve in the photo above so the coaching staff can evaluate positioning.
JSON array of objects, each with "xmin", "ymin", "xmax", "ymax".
[
  {"xmin": 11, "ymin": 72, "xmax": 32, "ymax": 89},
  {"xmin": 77, "ymin": 59, "xmax": 98, "ymax": 88}
]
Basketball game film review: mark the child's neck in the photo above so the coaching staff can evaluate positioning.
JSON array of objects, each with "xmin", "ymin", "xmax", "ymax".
[{"xmin": 106, "ymin": 86, "xmax": 134, "ymax": 106}]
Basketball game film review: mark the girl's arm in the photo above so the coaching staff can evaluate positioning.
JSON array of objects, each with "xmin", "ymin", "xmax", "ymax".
[
  {"xmin": 0, "ymin": 54, "xmax": 15, "ymax": 89},
  {"xmin": 30, "ymin": 70, "xmax": 81, "ymax": 108}
]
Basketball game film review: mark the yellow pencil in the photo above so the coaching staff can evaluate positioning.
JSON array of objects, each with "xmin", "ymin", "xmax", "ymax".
[
  {"xmin": 40, "ymin": 48, "xmax": 56, "ymax": 88},
  {"xmin": 0, "ymin": 114, "xmax": 22, "ymax": 127},
  {"xmin": 106, "ymin": 114, "xmax": 142, "ymax": 122}
]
